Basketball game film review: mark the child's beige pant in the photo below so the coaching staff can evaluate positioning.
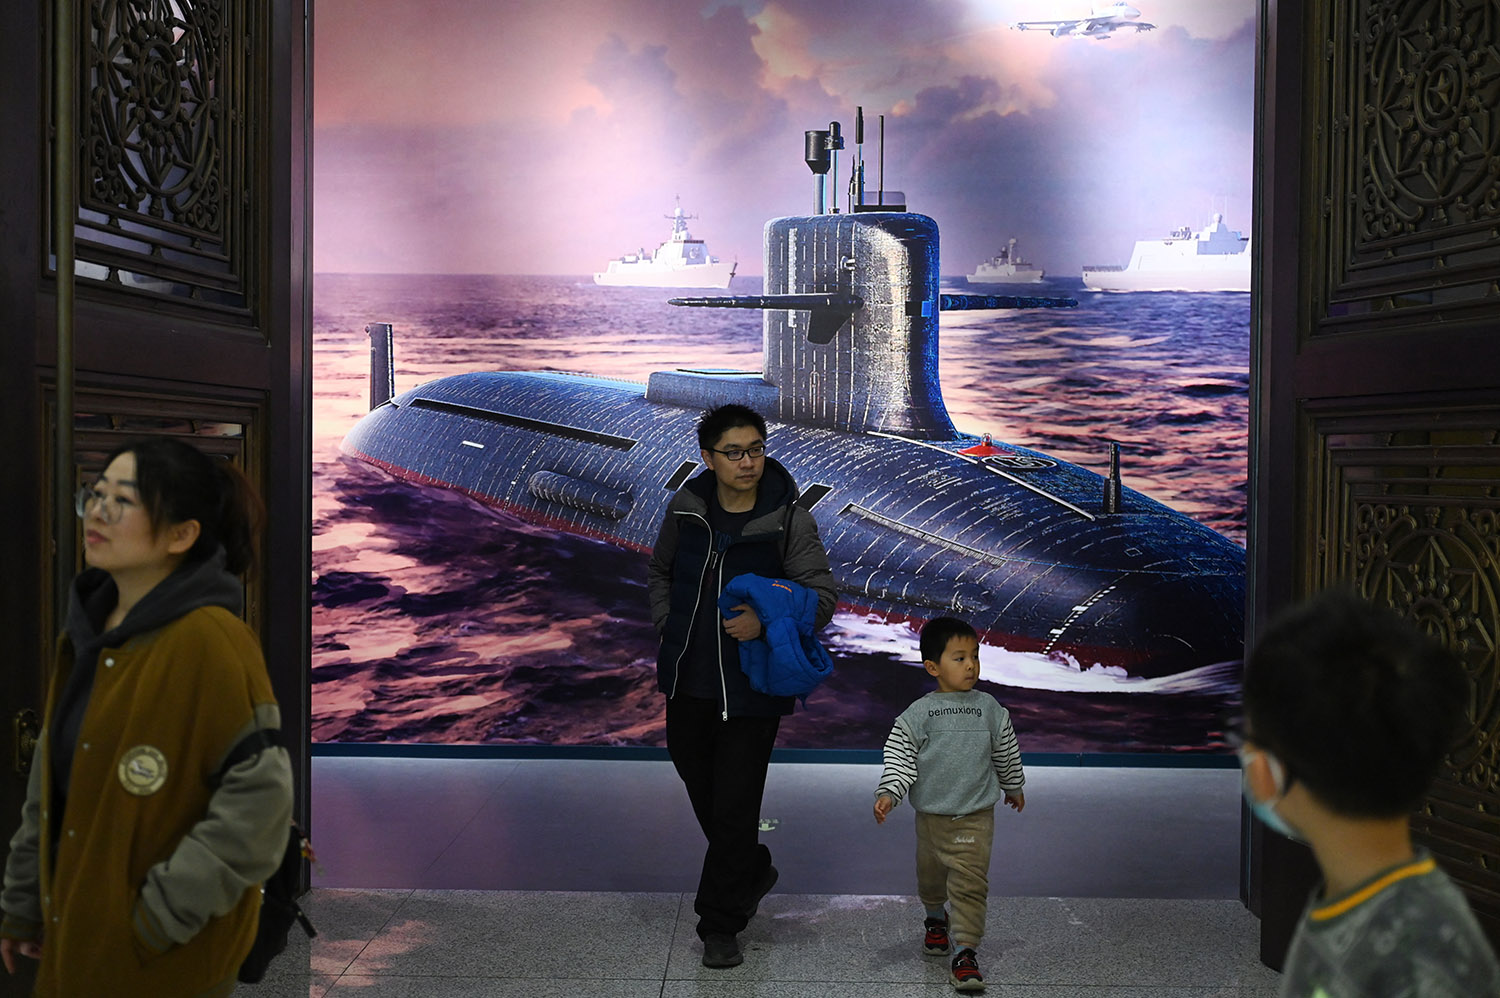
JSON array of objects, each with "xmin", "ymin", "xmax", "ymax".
[{"xmin": 914, "ymin": 807, "xmax": 995, "ymax": 949}]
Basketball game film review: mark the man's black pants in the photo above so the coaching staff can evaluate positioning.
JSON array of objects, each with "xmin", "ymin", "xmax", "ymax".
[{"xmin": 666, "ymin": 694, "xmax": 780, "ymax": 939}]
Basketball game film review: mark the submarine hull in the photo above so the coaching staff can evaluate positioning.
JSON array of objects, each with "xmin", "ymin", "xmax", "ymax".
[
  {"xmin": 341, "ymin": 370, "xmax": 1244, "ymax": 678},
  {"xmin": 344, "ymin": 200, "xmax": 1243, "ymax": 679}
]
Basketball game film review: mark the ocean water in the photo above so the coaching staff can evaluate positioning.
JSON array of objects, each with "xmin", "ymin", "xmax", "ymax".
[{"xmin": 311, "ymin": 273, "xmax": 1249, "ymax": 752}]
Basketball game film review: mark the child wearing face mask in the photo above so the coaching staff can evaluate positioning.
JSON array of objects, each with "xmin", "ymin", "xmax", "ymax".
[
  {"xmin": 1240, "ymin": 589, "xmax": 1498, "ymax": 998},
  {"xmin": 873, "ymin": 616, "xmax": 1025, "ymax": 993}
]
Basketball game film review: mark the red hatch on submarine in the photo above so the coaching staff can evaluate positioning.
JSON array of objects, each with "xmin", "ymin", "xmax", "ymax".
[{"xmin": 341, "ymin": 112, "xmax": 1245, "ymax": 678}]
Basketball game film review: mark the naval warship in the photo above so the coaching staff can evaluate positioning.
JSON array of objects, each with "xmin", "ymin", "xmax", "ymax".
[
  {"xmin": 1083, "ymin": 213, "xmax": 1251, "ymax": 292},
  {"xmin": 966, "ymin": 238, "xmax": 1045, "ymax": 284},
  {"xmin": 342, "ymin": 114, "xmax": 1245, "ymax": 678},
  {"xmin": 593, "ymin": 198, "xmax": 737, "ymax": 289}
]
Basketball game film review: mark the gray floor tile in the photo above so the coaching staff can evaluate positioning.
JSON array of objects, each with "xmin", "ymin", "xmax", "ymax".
[
  {"xmin": 664, "ymin": 893, "xmax": 1278, "ymax": 991},
  {"xmin": 268, "ymin": 888, "xmax": 1279, "ymax": 994},
  {"xmin": 978, "ymin": 984, "xmax": 1284, "ymax": 990},
  {"xmin": 258, "ymin": 887, "xmax": 413, "ymax": 979},
  {"xmin": 238, "ymin": 976, "xmax": 338, "ymax": 998},
  {"xmin": 661, "ymin": 983, "xmax": 954, "ymax": 997},
  {"xmin": 667, "ymin": 893, "xmax": 962, "ymax": 984},
  {"xmin": 979, "ymin": 898, "xmax": 1281, "ymax": 989},
  {"xmin": 344, "ymin": 889, "xmax": 681, "ymax": 978},
  {"xmin": 325, "ymin": 978, "xmax": 665, "ymax": 996},
  {"xmin": 659, "ymin": 989, "xmax": 1272, "ymax": 998}
]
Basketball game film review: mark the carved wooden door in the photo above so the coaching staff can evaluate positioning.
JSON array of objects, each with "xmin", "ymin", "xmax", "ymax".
[
  {"xmin": 0, "ymin": 6, "xmax": 309, "ymax": 993},
  {"xmin": 1249, "ymin": 0, "xmax": 1500, "ymax": 966}
]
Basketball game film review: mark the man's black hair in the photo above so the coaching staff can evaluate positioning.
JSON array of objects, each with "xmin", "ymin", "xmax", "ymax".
[
  {"xmin": 697, "ymin": 404, "xmax": 768, "ymax": 452},
  {"xmin": 920, "ymin": 616, "xmax": 979, "ymax": 666},
  {"xmin": 1242, "ymin": 588, "xmax": 1468, "ymax": 818}
]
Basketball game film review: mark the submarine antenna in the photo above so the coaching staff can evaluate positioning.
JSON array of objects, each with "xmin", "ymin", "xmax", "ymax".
[
  {"xmin": 1104, "ymin": 441, "xmax": 1123, "ymax": 514},
  {"xmin": 850, "ymin": 106, "xmax": 865, "ymax": 210},
  {"xmin": 828, "ymin": 120, "xmax": 843, "ymax": 213}
]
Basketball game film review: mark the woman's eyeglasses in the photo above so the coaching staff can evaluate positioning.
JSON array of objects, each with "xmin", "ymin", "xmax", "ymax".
[{"xmin": 75, "ymin": 486, "xmax": 135, "ymax": 524}]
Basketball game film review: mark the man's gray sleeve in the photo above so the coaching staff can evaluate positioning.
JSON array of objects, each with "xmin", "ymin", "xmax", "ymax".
[
  {"xmin": 646, "ymin": 509, "xmax": 680, "ymax": 633},
  {"xmin": 783, "ymin": 506, "xmax": 837, "ymax": 629}
]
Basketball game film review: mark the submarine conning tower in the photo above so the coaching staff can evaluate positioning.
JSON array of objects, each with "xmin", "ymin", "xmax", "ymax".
[
  {"xmin": 760, "ymin": 210, "xmax": 951, "ymax": 438},
  {"xmin": 661, "ymin": 111, "xmax": 1074, "ymax": 440}
]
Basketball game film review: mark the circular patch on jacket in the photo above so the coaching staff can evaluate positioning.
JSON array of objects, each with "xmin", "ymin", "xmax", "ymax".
[{"xmin": 118, "ymin": 746, "xmax": 169, "ymax": 796}]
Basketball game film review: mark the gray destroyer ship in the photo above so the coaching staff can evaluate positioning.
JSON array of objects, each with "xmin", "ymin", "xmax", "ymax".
[{"xmin": 342, "ymin": 116, "xmax": 1245, "ymax": 678}]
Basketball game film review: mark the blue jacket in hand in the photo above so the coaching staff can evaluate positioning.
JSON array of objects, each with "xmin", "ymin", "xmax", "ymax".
[{"xmin": 718, "ymin": 574, "xmax": 834, "ymax": 699}]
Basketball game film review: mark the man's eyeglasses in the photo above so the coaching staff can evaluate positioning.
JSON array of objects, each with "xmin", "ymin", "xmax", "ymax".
[
  {"xmin": 707, "ymin": 443, "xmax": 766, "ymax": 462},
  {"xmin": 75, "ymin": 486, "xmax": 135, "ymax": 524}
]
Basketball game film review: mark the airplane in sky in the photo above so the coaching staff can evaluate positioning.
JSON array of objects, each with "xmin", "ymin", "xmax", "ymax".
[{"xmin": 1011, "ymin": 2, "xmax": 1156, "ymax": 38}]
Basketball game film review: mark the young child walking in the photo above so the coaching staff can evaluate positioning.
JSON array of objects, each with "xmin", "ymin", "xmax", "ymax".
[{"xmin": 873, "ymin": 616, "xmax": 1025, "ymax": 992}]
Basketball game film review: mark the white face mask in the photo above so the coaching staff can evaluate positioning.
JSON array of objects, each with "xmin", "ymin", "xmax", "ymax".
[{"xmin": 1238, "ymin": 747, "xmax": 1303, "ymax": 842}]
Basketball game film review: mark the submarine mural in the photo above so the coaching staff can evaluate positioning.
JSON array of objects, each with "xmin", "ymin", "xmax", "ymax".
[{"xmin": 341, "ymin": 116, "xmax": 1245, "ymax": 679}]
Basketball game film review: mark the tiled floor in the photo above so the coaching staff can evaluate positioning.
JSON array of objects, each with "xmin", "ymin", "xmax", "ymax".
[{"xmin": 250, "ymin": 756, "xmax": 1280, "ymax": 996}]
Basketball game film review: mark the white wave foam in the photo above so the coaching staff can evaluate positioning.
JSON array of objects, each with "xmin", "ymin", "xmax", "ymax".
[{"xmin": 825, "ymin": 612, "xmax": 1240, "ymax": 696}]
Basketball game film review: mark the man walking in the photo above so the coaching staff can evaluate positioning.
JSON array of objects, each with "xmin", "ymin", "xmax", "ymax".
[{"xmin": 647, "ymin": 403, "xmax": 836, "ymax": 968}]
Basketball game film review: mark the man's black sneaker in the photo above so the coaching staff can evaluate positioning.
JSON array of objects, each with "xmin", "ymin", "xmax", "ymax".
[
  {"xmin": 702, "ymin": 933, "xmax": 743, "ymax": 968},
  {"xmin": 745, "ymin": 864, "xmax": 779, "ymax": 920},
  {"xmin": 950, "ymin": 947, "xmax": 984, "ymax": 991},
  {"xmin": 923, "ymin": 915, "xmax": 951, "ymax": 956}
]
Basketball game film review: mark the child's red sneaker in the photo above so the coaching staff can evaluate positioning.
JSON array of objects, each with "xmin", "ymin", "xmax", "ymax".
[
  {"xmin": 923, "ymin": 915, "xmax": 951, "ymax": 956},
  {"xmin": 950, "ymin": 947, "xmax": 984, "ymax": 991}
]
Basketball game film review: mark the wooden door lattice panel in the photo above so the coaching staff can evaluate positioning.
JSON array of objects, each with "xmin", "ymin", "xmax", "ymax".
[
  {"xmin": 62, "ymin": 0, "xmax": 265, "ymax": 319},
  {"xmin": 1309, "ymin": 0, "xmax": 1500, "ymax": 330},
  {"xmin": 1307, "ymin": 400, "xmax": 1500, "ymax": 932}
]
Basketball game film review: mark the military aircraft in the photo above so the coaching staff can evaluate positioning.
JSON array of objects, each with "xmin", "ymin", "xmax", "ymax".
[{"xmin": 1012, "ymin": 2, "xmax": 1155, "ymax": 38}]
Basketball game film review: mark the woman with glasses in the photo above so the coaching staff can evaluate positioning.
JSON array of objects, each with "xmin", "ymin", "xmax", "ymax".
[{"xmin": 1, "ymin": 437, "xmax": 292, "ymax": 997}]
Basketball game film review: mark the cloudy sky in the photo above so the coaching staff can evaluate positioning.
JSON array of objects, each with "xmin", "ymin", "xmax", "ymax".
[{"xmin": 313, "ymin": 0, "xmax": 1257, "ymax": 276}]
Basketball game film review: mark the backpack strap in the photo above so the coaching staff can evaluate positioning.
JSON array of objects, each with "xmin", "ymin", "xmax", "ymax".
[{"xmin": 212, "ymin": 727, "xmax": 285, "ymax": 786}]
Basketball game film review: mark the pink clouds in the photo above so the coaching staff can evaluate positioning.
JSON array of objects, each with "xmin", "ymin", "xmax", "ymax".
[{"xmin": 313, "ymin": 0, "xmax": 1256, "ymax": 276}]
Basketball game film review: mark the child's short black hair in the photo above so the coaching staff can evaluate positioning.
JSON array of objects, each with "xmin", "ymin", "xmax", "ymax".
[
  {"xmin": 920, "ymin": 616, "xmax": 979, "ymax": 665},
  {"xmin": 1242, "ymin": 588, "xmax": 1468, "ymax": 818},
  {"xmin": 697, "ymin": 404, "xmax": 767, "ymax": 452}
]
